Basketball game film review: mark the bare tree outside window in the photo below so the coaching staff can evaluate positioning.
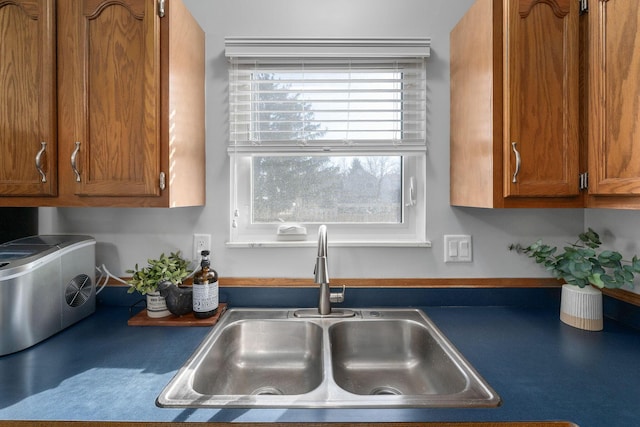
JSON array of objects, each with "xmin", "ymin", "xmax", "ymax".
[{"xmin": 251, "ymin": 72, "xmax": 403, "ymax": 224}]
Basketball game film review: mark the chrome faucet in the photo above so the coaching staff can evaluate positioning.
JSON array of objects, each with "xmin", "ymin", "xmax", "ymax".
[
  {"xmin": 295, "ymin": 225, "xmax": 353, "ymax": 318},
  {"xmin": 314, "ymin": 225, "xmax": 329, "ymax": 284},
  {"xmin": 315, "ymin": 225, "xmax": 344, "ymax": 315}
]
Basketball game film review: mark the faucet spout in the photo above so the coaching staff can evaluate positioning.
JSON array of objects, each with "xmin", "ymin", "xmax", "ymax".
[
  {"xmin": 314, "ymin": 225, "xmax": 329, "ymax": 285},
  {"xmin": 315, "ymin": 225, "xmax": 331, "ymax": 314},
  {"xmin": 317, "ymin": 224, "xmax": 328, "ymax": 258}
]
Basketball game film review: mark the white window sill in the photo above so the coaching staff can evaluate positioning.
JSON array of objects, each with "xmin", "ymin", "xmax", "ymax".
[{"xmin": 226, "ymin": 240, "xmax": 432, "ymax": 248}]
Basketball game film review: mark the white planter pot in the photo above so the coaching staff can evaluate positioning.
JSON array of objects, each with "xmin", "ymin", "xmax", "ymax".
[
  {"xmin": 560, "ymin": 284, "xmax": 603, "ymax": 331},
  {"xmin": 146, "ymin": 291, "xmax": 171, "ymax": 318}
]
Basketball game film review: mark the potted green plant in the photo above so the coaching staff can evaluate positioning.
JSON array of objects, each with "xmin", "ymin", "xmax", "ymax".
[
  {"xmin": 510, "ymin": 228, "xmax": 640, "ymax": 331},
  {"xmin": 126, "ymin": 251, "xmax": 191, "ymax": 318},
  {"xmin": 509, "ymin": 228, "xmax": 640, "ymax": 289}
]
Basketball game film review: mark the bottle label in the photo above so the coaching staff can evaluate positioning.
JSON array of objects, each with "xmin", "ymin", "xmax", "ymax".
[{"xmin": 193, "ymin": 280, "xmax": 219, "ymax": 313}]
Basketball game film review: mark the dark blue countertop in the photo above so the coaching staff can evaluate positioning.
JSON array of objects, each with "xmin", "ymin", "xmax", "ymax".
[{"xmin": 0, "ymin": 287, "xmax": 639, "ymax": 426}]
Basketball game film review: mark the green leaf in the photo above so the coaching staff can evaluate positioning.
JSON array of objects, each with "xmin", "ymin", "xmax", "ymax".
[
  {"xmin": 600, "ymin": 250, "xmax": 622, "ymax": 261},
  {"xmin": 603, "ymin": 276, "xmax": 621, "ymax": 288},
  {"xmin": 622, "ymin": 268, "xmax": 634, "ymax": 282},
  {"xmin": 584, "ymin": 228, "xmax": 602, "ymax": 245},
  {"xmin": 589, "ymin": 273, "xmax": 605, "ymax": 288}
]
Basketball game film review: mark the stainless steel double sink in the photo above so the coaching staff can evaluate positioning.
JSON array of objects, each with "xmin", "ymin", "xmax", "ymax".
[{"xmin": 156, "ymin": 308, "xmax": 500, "ymax": 408}]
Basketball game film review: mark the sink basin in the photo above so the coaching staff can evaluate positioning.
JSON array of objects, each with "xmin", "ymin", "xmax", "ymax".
[
  {"xmin": 192, "ymin": 320, "xmax": 323, "ymax": 396},
  {"xmin": 157, "ymin": 308, "xmax": 500, "ymax": 408},
  {"xmin": 330, "ymin": 319, "xmax": 467, "ymax": 396}
]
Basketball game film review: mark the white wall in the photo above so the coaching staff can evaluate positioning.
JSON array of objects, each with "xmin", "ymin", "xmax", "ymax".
[
  {"xmin": 39, "ymin": 0, "xmax": 588, "ymax": 280},
  {"xmin": 585, "ymin": 209, "xmax": 640, "ymax": 295},
  {"xmin": 586, "ymin": 210, "xmax": 640, "ymax": 256}
]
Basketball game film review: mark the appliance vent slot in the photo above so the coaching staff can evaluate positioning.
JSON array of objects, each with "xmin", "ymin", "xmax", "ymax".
[{"xmin": 65, "ymin": 274, "xmax": 92, "ymax": 307}]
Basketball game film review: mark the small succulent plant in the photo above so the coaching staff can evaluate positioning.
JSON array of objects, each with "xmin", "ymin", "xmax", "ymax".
[
  {"xmin": 126, "ymin": 251, "xmax": 191, "ymax": 295},
  {"xmin": 509, "ymin": 228, "xmax": 640, "ymax": 289}
]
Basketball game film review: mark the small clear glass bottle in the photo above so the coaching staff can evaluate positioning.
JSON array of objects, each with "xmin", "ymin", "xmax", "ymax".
[{"xmin": 192, "ymin": 250, "xmax": 218, "ymax": 318}]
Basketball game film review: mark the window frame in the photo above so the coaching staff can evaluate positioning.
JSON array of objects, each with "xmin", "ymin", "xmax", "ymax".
[
  {"xmin": 225, "ymin": 38, "xmax": 431, "ymax": 248},
  {"xmin": 228, "ymin": 152, "xmax": 428, "ymax": 247}
]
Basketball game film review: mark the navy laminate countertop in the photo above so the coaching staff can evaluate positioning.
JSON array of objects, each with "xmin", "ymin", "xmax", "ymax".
[{"xmin": 0, "ymin": 290, "xmax": 639, "ymax": 427}]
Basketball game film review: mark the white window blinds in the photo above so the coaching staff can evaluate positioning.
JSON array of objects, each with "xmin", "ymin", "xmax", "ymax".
[{"xmin": 225, "ymin": 38, "xmax": 430, "ymax": 154}]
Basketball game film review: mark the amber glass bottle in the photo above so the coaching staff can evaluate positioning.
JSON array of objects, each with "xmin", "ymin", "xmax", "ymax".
[{"xmin": 192, "ymin": 250, "xmax": 218, "ymax": 318}]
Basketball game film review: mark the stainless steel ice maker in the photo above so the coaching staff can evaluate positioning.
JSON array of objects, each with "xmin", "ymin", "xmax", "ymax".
[{"xmin": 0, "ymin": 235, "xmax": 96, "ymax": 356}]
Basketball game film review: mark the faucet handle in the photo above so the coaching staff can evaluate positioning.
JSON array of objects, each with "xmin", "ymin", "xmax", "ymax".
[{"xmin": 329, "ymin": 285, "xmax": 346, "ymax": 304}]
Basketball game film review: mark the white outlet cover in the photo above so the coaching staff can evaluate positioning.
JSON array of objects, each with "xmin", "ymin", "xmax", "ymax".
[{"xmin": 193, "ymin": 233, "xmax": 211, "ymax": 260}]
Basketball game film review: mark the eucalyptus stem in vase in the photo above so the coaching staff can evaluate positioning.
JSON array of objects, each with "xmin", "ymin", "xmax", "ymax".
[{"xmin": 509, "ymin": 228, "xmax": 640, "ymax": 289}]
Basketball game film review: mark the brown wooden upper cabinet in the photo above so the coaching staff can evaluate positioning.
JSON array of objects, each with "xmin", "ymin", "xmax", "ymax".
[
  {"xmin": 0, "ymin": 0, "xmax": 205, "ymax": 207},
  {"xmin": 450, "ymin": 0, "xmax": 581, "ymax": 208},
  {"xmin": 0, "ymin": 0, "xmax": 57, "ymax": 198},
  {"xmin": 586, "ymin": 0, "xmax": 640, "ymax": 208},
  {"xmin": 451, "ymin": 0, "xmax": 640, "ymax": 209}
]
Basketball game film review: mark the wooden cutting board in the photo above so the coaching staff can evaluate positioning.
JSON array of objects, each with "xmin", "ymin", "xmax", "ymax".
[{"xmin": 127, "ymin": 303, "xmax": 227, "ymax": 326}]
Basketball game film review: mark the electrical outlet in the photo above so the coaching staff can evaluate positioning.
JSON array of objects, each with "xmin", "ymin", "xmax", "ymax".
[
  {"xmin": 193, "ymin": 234, "xmax": 211, "ymax": 261},
  {"xmin": 444, "ymin": 235, "xmax": 472, "ymax": 263}
]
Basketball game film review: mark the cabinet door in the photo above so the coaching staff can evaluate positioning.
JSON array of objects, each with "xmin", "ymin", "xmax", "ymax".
[
  {"xmin": 588, "ymin": 0, "xmax": 640, "ymax": 196},
  {"xmin": 57, "ymin": 0, "xmax": 161, "ymax": 198},
  {"xmin": 0, "ymin": 0, "xmax": 56, "ymax": 196},
  {"xmin": 503, "ymin": 0, "xmax": 579, "ymax": 198}
]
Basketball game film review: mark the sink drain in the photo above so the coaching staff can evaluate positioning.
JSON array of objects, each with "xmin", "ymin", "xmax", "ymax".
[
  {"xmin": 251, "ymin": 386, "xmax": 284, "ymax": 396},
  {"xmin": 370, "ymin": 386, "xmax": 403, "ymax": 396}
]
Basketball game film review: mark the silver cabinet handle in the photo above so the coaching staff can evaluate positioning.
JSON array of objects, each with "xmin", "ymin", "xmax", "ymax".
[
  {"xmin": 511, "ymin": 142, "xmax": 521, "ymax": 183},
  {"xmin": 159, "ymin": 172, "xmax": 166, "ymax": 190},
  {"xmin": 35, "ymin": 141, "xmax": 47, "ymax": 183},
  {"xmin": 71, "ymin": 141, "xmax": 81, "ymax": 182}
]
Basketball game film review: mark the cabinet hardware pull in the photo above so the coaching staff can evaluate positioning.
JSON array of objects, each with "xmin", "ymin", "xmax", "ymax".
[
  {"xmin": 159, "ymin": 172, "xmax": 166, "ymax": 190},
  {"xmin": 71, "ymin": 141, "xmax": 81, "ymax": 182},
  {"xmin": 35, "ymin": 141, "xmax": 47, "ymax": 183},
  {"xmin": 511, "ymin": 142, "xmax": 521, "ymax": 183},
  {"xmin": 579, "ymin": 172, "xmax": 589, "ymax": 190},
  {"xmin": 579, "ymin": 0, "xmax": 588, "ymax": 15},
  {"xmin": 158, "ymin": 0, "xmax": 165, "ymax": 17}
]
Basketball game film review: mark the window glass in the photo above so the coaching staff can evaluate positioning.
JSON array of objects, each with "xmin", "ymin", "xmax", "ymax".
[{"xmin": 253, "ymin": 155, "xmax": 402, "ymax": 224}]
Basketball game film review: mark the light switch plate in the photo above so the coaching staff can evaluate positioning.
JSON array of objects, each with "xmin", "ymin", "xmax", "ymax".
[{"xmin": 444, "ymin": 235, "xmax": 472, "ymax": 263}]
